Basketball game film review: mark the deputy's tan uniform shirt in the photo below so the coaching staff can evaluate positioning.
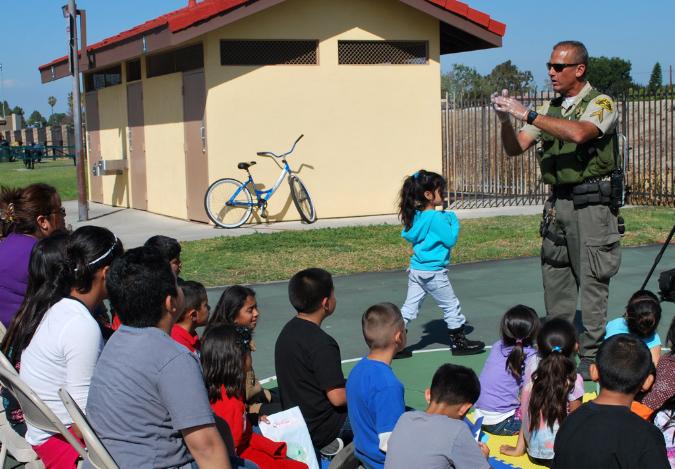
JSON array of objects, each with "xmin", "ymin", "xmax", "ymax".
[{"xmin": 520, "ymin": 82, "xmax": 619, "ymax": 141}]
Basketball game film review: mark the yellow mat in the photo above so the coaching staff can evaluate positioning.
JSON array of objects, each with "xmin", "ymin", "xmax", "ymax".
[{"xmin": 471, "ymin": 392, "xmax": 598, "ymax": 469}]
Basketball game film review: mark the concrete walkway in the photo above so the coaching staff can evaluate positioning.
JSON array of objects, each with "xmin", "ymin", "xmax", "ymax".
[{"xmin": 62, "ymin": 200, "xmax": 544, "ymax": 248}]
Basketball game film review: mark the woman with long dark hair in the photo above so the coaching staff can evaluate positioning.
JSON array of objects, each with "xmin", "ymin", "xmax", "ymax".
[
  {"xmin": 0, "ymin": 232, "xmax": 69, "ymax": 434},
  {"xmin": 19, "ymin": 225, "xmax": 123, "ymax": 469},
  {"xmin": 0, "ymin": 183, "xmax": 66, "ymax": 326}
]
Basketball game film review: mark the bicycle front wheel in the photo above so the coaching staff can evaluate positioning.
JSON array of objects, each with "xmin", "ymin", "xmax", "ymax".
[
  {"xmin": 288, "ymin": 175, "xmax": 316, "ymax": 223},
  {"xmin": 204, "ymin": 178, "xmax": 253, "ymax": 228}
]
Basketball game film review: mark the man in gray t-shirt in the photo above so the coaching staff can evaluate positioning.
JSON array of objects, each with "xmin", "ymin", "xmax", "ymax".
[
  {"xmin": 87, "ymin": 326, "xmax": 216, "ymax": 468},
  {"xmin": 86, "ymin": 246, "xmax": 234, "ymax": 469}
]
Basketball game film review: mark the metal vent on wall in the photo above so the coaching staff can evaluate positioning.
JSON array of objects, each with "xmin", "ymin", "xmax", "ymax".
[
  {"xmin": 220, "ymin": 40, "xmax": 318, "ymax": 66},
  {"xmin": 338, "ymin": 41, "xmax": 428, "ymax": 65},
  {"xmin": 85, "ymin": 65, "xmax": 122, "ymax": 92},
  {"xmin": 147, "ymin": 43, "xmax": 204, "ymax": 79}
]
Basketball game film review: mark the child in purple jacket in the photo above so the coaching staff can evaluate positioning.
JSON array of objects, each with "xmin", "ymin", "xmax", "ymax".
[{"xmin": 474, "ymin": 305, "xmax": 539, "ymax": 435}]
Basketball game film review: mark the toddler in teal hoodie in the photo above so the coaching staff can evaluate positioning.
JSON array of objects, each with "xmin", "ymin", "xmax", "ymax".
[{"xmin": 396, "ymin": 170, "xmax": 484, "ymax": 358}]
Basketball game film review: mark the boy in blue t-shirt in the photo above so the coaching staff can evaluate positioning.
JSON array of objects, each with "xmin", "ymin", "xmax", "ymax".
[{"xmin": 346, "ymin": 302, "xmax": 407, "ymax": 469}]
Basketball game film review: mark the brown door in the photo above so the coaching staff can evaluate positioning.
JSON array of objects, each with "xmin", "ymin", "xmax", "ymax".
[
  {"xmin": 85, "ymin": 91, "xmax": 103, "ymax": 203},
  {"xmin": 127, "ymin": 82, "xmax": 147, "ymax": 210},
  {"xmin": 183, "ymin": 70, "xmax": 209, "ymax": 222}
]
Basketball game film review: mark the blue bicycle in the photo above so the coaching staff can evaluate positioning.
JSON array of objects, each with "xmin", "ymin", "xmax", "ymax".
[{"xmin": 204, "ymin": 135, "xmax": 316, "ymax": 228}]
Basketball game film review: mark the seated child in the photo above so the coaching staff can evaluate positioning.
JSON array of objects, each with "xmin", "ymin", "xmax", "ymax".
[
  {"xmin": 274, "ymin": 268, "xmax": 351, "ymax": 457},
  {"xmin": 605, "ymin": 290, "xmax": 662, "ymax": 366},
  {"xmin": 500, "ymin": 318, "xmax": 584, "ymax": 465},
  {"xmin": 203, "ymin": 324, "xmax": 307, "ymax": 469},
  {"xmin": 85, "ymin": 246, "xmax": 246, "ymax": 469},
  {"xmin": 475, "ymin": 305, "xmax": 539, "ymax": 436},
  {"xmin": 384, "ymin": 364, "xmax": 489, "ymax": 469},
  {"xmin": 346, "ymin": 302, "xmax": 407, "ymax": 469},
  {"xmin": 640, "ymin": 317, "xmax": 675, "ymax": 465},
  {"xmin": 551, "ymin": 334, "xmax": 669, "ymax": 469},
  {"xmin": 145, "ymin": 234, "xmax": 183, "ymax": 281},
  {"xmin": 206, "ymin": 285, "xmax": 281, "ymax": 415},
  {"xmin": 171, "ymin": 280, "xmax": 210, "ymax": 354}
]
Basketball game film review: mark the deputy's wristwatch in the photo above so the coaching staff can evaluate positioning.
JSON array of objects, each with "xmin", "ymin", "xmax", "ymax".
[{"xmin": 527, "ymin": 110, "xmax": 538, "ymax": 125}]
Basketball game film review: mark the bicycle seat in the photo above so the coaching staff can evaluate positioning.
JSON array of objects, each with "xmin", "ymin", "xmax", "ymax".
[{"xmin": 238, "ymin": 161, "xmax": 256, "ymax": 170}]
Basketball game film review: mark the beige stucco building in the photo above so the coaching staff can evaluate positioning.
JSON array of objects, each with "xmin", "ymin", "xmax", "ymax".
[{"xmin": 40, "ymin": 0, "xmax": 504, "ymax": 224}]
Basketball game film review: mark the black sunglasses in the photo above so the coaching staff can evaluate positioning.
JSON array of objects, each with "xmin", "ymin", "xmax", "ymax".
[{"xmin": 547, "ymin": 63, "xmax": 580, "ymax": 73}]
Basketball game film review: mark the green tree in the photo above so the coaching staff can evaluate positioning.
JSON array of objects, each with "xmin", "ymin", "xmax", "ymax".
[
  {"xmin": 648, "ymin": 62, "xmax": 663, "ymax": 94},
  {"xmin": 586, "ymin": 56, "xmax": 633, "ymax": 94},
  {"xmin": 441, "ymin": 64, "xmax": 485, "ymax": 97},
  {"xmin": 12, "ymin": 106, "xmax": 26, "ymax": 128},
  {"xmin": 48, "ymin": 113, "xmax": 67, "ymax": 126},
  {"xmin": 485, "ymin": 60, "xmax": 535, "ymax": 95},
  {"xmin": 27, "ymin": 110, "xmax": 47, "ymax": 128}
]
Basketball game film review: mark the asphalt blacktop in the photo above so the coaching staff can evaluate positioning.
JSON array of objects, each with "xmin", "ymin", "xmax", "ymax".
[{"xmin": 61, "ymin": 200, "xmax": 675, "ymax": 394}]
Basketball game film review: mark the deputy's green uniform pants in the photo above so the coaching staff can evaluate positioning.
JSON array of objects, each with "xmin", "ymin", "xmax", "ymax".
[{"xmin": 541, "ymin": 197, "xmax": 622, "ymax": 359}]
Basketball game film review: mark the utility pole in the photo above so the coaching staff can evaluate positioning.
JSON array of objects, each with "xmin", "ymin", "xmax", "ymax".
[{"xmin": 66, "ymin": 0, "xmax": 88, "ymax": 221}]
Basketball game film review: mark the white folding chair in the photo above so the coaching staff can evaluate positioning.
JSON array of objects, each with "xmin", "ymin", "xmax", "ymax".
[
  {"xmin": 327, "ymin": 442, "xmax": 365, "ymax": 469},
  {"xmin": 0, "ymin": 352, "xmax": 17, "ymax": 376},
  {"xmin": 0, "ymin": 367, "xmax": 86, "ymax": 464},
  {"xmin": 58, "ymin": 388, "xmax": 119, "ymax": 469},
  {"xmin": 0, "ymin": 322, "xmax": 7, "ymax": 342},
  {"xmin": 0, "ymin": 352, "xmax": 43, "ymax": 467}
]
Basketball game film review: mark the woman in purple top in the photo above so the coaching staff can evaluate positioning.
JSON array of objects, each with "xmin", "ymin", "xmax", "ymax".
[
  {"xmin": 474, "ymin": 305, "xmax": 539, "ymax": 436},
  {"xmin": 0, "ymin": 183, "xmax": 66, "ymax": 327}
]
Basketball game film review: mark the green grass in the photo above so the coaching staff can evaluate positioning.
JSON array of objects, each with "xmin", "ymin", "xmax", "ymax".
[
  {"xmin": 3, "ymin": 159, "xmax": 672, "ymax": 287},
  {"xmin": 180, "ymin": 206, "xmax": 675, "ymax": 286},
  {"xmin": 0, "ymin": 159, "xmax": 79, "ymax": 200}
]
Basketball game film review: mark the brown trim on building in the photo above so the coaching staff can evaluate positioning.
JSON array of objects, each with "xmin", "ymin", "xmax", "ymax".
[{"xmin": 40, "ymin": 0, "xmax": 502, "ymax": 84}]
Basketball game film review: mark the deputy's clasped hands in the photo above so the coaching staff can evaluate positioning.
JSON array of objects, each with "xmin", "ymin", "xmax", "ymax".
[{"xmin": 490, "ymin": 89, "xmax": 530, "ymax": 122}]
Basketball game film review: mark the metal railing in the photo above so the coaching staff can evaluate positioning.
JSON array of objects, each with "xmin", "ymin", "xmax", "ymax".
[{"xmin": 441, "ymin": 90, "xmax": 675, "ymax": 209}]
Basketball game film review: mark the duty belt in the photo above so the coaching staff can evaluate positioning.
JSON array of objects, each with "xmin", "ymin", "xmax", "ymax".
[
  {"xmin": 552, "ymin": 185, "xmax": 574, "ymax": 200},
  {"xmin": 552, "ymin": 174, "xmax": 613, "ymax": 205}
]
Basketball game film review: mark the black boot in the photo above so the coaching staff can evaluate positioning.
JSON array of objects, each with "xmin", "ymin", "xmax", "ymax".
[{"xmin": 447, "ymin": 325, "xmax": 485, "ymax": 356}]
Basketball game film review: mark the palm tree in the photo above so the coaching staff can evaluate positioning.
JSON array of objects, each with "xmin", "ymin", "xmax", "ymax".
[{"xmin": 48, "ymin": 96, "xmax": 57, "ymax": 123}]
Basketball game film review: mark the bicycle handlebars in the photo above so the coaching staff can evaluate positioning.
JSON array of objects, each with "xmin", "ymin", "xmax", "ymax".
[{"xmin": 255, "ymin": 135, "xmax": 304, "ymax": 159}]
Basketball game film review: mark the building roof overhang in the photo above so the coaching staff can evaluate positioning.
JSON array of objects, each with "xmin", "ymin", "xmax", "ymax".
[{"xmin": 38, "ymin": 0, "xmax": 505, "ymax": 83}]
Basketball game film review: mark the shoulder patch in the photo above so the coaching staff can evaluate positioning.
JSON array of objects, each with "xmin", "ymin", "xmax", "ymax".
[{"xmin": 594, "ymin": 98, "xmax": 614, "ymax": 113}]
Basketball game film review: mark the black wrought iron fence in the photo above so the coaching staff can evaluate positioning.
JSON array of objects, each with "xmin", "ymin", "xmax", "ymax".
[{"xmin": 442, "ymin": 90, "xmax": 675, "ymax": 209}]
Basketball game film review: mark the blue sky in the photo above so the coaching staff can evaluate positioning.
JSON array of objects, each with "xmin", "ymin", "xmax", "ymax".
[{"xmin": 3, "ymin": 0, "xmax": 673, "ymax": 120}]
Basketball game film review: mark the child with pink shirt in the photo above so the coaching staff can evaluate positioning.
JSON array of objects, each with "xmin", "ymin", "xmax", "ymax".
[{"xmin": 501, "ymin": 318, "xmax": 584, "ymax": 466}]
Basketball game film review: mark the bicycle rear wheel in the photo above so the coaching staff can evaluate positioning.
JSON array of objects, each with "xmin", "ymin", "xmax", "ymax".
[
  {"xmin": 288, "ymin": 175, "xmax": 316, "ymax": 223},
  {"xmin": 204, "ymin": 178, "xmax": 253, "ymax": 228}
]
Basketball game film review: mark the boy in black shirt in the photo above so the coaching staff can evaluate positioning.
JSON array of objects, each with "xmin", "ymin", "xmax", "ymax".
[
  {"xmin": 275, "ymin": 268, "xmax": 352, "ymax": 458},
  {"xmin": 552, "ymin": 334, "xmax": 668, "ymax": 469}
]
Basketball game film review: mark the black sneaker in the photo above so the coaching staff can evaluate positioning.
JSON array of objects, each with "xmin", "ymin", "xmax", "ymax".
[
  {"xmin": 320, "ymin": 437, "xmax": 344, "ymax": 458},
  {"xmin": 393, "ymin": 348, "xmax": 413, "ymax": 359},
  {"xmin": 578, "ymin": 357, "xmax": 595, "ymax": 381},
  {"xmin": 447, "ymin": 326, "xmax": 485, "ymax": 356}
]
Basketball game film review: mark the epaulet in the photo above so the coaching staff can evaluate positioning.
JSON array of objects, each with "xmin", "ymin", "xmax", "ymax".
[{"xmin": 586, "ymin": 87, "xmax": 604, "ymax": 100}]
